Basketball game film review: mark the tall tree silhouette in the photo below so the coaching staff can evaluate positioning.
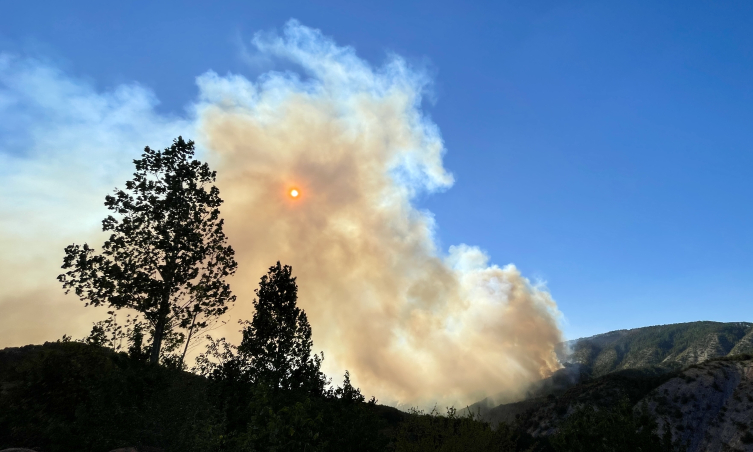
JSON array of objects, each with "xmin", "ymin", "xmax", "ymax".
[
  {"xmin": 238, "ymin": 262, "xmax": 325, "ymax": 394},
  {"xmin": 59, "ymin": 137, "xmax": 237, "ymax": 364}
]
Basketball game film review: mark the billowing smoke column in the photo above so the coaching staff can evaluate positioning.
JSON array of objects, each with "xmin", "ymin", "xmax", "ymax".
[{"xmin": 195, "ymin": 21, "xmax": 563, "ymax": 406}]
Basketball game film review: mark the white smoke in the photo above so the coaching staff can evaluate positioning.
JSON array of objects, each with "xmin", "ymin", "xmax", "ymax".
[{"xmin": 0, "ymin": 53, "xmax": 191, "ymax": 345}]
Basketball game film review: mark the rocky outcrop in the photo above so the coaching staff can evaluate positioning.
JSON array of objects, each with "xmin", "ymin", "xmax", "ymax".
[
  {"xmin": 484, "ymin": 356, "xmax": 753, "ymax": 452},
  {"xmin": 644, "ymin": 357, "xmax": 753, "ymax": 452},
  {"xmin": 730, "ymin": 329, "xmax": 753, "ymax": 356}
]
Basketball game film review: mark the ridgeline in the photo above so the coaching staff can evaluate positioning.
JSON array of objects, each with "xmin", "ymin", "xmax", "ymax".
[{"xmin": 4, "ymin": 321, "xmax": 752, "ymax": 451}]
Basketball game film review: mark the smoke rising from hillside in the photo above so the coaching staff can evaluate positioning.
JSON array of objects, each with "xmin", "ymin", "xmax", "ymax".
[{"xmin": 195, "ymin": 21, "xmax": 563, "ymax": 405}]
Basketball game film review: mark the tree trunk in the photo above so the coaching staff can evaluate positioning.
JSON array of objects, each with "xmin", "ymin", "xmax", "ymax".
[
  {"xmin": 150, "ymin": 294, "xmax": 171, "ymax": 364},
  {"xmin": 150, "ymin": 316, "xmax": 165, "ymax": 364},
  {"xmin": 179, "ymin": 312, "xmax": 198, "ymax": 369}
]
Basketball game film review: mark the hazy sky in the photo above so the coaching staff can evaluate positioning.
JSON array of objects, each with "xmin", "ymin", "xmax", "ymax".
[{"xmin": 1, "ymin": 0, "xmax": 751, "ymax": 342}]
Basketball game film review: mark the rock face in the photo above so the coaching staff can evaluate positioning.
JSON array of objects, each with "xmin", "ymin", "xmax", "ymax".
[
  {"xmin": 484, "ymin": 356, "xmax": 753, "ymax": 452},
  {"xmin": 644, "ymin": 358, "xmax": 753, "ymax": 452},
  {"xmin": 471, "ymin": 322, "xmax": 753, "ymax": 447},
  {"xmin": 730, "ymin": 328, "xmax": 753, "ymax": 356}
]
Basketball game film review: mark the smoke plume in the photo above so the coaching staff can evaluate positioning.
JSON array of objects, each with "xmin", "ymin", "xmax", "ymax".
[
  {"xmin": 195, "ymin": 21, "xmax": 563, "ymax": 406},
  {"xmin": 0, "ymin": 21, "xmax": 562, "ymax": 406}
]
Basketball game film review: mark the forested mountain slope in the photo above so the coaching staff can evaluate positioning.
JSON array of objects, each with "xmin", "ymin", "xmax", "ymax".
[
  {"xmin": 472, "ymin": 321, "xmax": 753, "ymax": 414},
  {"xmin": 473, "ymin": 322, "xmax": 753, "ymax": 452},
  {"xmin": 562, "ymin": 321, "xmax": 753, "ymax": 378},
  {"xmin": 485, "ymin": 355, "xmax": 753, "ymax": 452}
]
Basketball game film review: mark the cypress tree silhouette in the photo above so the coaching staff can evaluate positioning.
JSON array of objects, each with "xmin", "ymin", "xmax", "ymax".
[{"xmin": 237, "ymin": 261, "xmax": 326, "ymax": 394}]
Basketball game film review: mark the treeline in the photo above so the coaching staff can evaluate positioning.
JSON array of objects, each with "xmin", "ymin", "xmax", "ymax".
[{"xmin": 0, "ymin": 337, "xmax": 684, "ymax": 451}]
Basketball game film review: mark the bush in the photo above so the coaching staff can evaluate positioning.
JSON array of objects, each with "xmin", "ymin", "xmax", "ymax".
[
  {"xmin": 549, "ymin": 398, "xmax": 680, "ymax": 452},
  {"xmin": 0, "ymin": 342, "xmax": 223, "ymax": 452},
  {"xmin": 394, "ymin": 406, "xmax": 540, "ymax": 452}
]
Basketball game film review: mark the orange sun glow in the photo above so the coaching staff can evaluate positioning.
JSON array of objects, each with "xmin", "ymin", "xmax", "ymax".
[{"xmin": 289, "ymin": 188, "xmax": 299, "ymax": 198}]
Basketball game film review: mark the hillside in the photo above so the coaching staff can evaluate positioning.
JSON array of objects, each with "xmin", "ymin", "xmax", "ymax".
[
  {"xmin": 474, "ymin": 321, "xmax": 753, "ymax": 452},
  {"xmin": 483, "ymin": 355, "xmax": 753, "ymax": 452},
  {"xmin": 562, "ymin": 321, "xmax": 753, "ymax": 378},
  {"xmin": 470, "ymin": 321, "xmax": 753, "ymax": 417},
  {"xmin": 485, "ymin": 367, "xmax": 677, "ymax": 434},
  {"xmin": 0, "ymin": 341, "xmax": 406, "ymax": 451},
  {"xmin": 644, "ymin": 355, "xmax": 753, "ymax": 451},
  {"xmin": 4, "ymin": 322, "xmax": 751, "ymax": 451}
]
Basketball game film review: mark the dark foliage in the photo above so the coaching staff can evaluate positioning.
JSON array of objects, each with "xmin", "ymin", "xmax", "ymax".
[
  {"xmin": 237, "ymin": 261, "xmax": 326, "ymax": 395},
  {"xmin": 0, "ymin": 341, "xmax": 692, "ymax": 452},
  {"xmin": 394, "ymin": 407, "xmax": 543, "ymax": 452},
  {"xmin": 194, "ymin": 262, "xmax": 388, "ymax": 451},
  {"xmin": 59, "ymin": 137, "xmax": 237, "ymax": 364},
  {"xmin": 224, "ymin": 373, "xmax": 389, "ymax": 452},
  {"xmin": 0, "ymin": 341, "xmax": 223, "ymax": 452},
  {"xmin": 549, "ymin": 398, "xmax": 682, "ymax": 452}
]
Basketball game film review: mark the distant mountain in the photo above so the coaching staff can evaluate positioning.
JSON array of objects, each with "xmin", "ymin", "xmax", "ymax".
[
  {"xmin": 474, "ymin": 321, "xmax": 753, "ymax": 452},
  {"xmin": 561, "ymin": 321, "xmax": 753, "ymax": 378},
  {"xmin": 470, "ymin": 321, "xmax": 753, "ymax": 414},
  {"xmin": 486, "ymin": 355, "xmax": 753, "ymax": 452}
]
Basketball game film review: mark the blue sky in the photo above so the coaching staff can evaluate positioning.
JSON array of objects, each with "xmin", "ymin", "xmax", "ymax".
[{"xmin": 1, "ymin": 0, "xmax": 751, "ymax": 340}]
